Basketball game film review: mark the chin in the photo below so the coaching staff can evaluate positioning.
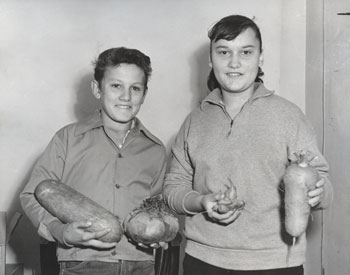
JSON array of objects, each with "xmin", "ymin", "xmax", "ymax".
[
  {"xmin": 109, "ymin": 115, "xmax": 132, "ymax": 124},
  {"xmin": 116, "ymin": 118, "xmax": 134, "ymax": 124}
]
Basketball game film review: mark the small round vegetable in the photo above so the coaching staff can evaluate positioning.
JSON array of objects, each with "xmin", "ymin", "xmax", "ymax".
[
  {"xmin": 214, "ymin": 178, "xmax": 245, "ymax": 214},
  {"xmin": 123, "ymin": 196, "xmax": 179, "ymax": 244},
  {"xmin": 283, "ymin": 151, "xmax": 320, "ymax": 239},
  {"xmin": 35, "ymin": 180, "xmax": 123, "ymax": 243}
]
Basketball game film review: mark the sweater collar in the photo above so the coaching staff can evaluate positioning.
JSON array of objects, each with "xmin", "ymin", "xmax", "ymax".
[
  {"xmin": 74, "ymin": 110, "xmax": 163, "ymax": 146},
  {"xmin": 201, "ymin": 82, "xmax": 274, "ymax": 109}
]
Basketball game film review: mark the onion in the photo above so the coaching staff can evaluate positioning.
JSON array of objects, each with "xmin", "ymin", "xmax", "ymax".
[
  {"xmin": 124, "ymin": 196, "xmax": 179, "ymax": 244},
  {"xmin": 214, "ymin": 178, "xmax": 245, "ymax": 214}
]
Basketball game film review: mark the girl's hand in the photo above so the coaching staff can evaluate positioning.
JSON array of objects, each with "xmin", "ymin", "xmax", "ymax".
[
  {"xmin": 62, "ymin": 220, "xmax": 117, "ymax": 249},
  {"xmin": 202, "ymin": 193, "xmax": 242, "ymax": 225},
  {"xmin": 308, "ymin": 178, "xmax": 325, "ymax": 207},
  {"xmin": 208, "ymin": 208, "xmax": 242, "ymax": 224}
]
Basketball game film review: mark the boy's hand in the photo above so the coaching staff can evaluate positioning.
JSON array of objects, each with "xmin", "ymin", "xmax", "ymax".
[
  {"xmin": 63, "ymin": 220, "xmax": 117, "ymax": 249},
  {"xmin": 137, "ymin": 241, "xmax": 169, "ymax": 250}
]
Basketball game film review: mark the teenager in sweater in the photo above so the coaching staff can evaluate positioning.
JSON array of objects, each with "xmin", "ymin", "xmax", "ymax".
[{"xmin": 163, "ymin": 15, "xmax": 333, "ymax": 275}]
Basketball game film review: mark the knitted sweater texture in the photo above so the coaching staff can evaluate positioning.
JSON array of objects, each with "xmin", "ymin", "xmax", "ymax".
[{"xmin": 163, "ymin": 83, "xmax": 332, "ymax": 270}]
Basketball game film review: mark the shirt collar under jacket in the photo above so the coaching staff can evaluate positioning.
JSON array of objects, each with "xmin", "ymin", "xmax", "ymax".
[
  {"xmin": 74, "ymin": 110, "xmax": 163, "ymax": 146},
  {"xmin": 200, "ymin": 82, "xmax": 275, "ymax": 110}
]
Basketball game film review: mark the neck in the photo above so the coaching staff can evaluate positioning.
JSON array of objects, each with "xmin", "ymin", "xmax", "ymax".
[
  {"xmin": 100, "ymin": 109, "xmax": 134, "ymax": 132},
  {"xmin": 221, "ymin": 86, "xmax": 255, "ymax": 119},
  {"xmin": 104, "ymin": 119, "xmax": 134, "ymax": 134},
  {"xmin": 104, "ymin": 119, "xmax": 135, "ymax": 148},
  {"xmin": 222, "ymin": 89, "xmax": 253, "ymax": 110}
]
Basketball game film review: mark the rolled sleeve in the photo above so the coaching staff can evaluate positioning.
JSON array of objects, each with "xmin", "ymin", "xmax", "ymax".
[{"xmin": 163, "ymin": 117, "xmax": 195, "ymax": 215}]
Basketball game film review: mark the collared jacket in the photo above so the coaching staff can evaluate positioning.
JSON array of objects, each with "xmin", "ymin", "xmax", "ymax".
[
  {"xmin": 20, "ymin": 111, "xmax": 167, "ymax": 262},
  {"xmin": 163, "ymin": 83, "xmax": 333, "ymax": 270}
]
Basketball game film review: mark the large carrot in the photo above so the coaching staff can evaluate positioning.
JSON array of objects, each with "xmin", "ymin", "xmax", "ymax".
[{"xmin": 283, "ymin": 151, "xmax": 319, "ymax": 242}]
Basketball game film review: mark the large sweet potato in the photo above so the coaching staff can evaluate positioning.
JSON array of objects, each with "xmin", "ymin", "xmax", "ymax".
[{"xmin": 35, "ymin": 180, "xmax": 123, "ymax": 243}]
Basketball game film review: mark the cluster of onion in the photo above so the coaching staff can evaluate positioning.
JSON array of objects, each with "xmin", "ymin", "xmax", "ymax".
[
  {"xmin": 213, "ymin": 179, "xmax": 245, "ymax": 214},
  {"xmin": 123, "ymin": 196, "xmax": 179, "ymax": 244}
]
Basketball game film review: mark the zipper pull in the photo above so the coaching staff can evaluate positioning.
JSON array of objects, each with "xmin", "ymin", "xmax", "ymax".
[{"xmin": 227, "ymin": 120, "xmax": 234, "ymax": 137}]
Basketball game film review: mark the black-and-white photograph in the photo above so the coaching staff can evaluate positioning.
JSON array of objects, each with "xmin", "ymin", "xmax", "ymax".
[{"xmin": 0, "ymin": 0, "xmax": 349, "ymax": 274}]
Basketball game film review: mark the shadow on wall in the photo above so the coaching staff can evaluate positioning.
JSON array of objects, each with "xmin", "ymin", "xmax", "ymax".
[
  {"xmin": 7, "ymin": 158, "xmax": 43, "ymax": 274},
  {"xmin": 188, "ymin": 42, "xmax": 211, "ymax": 108},
  {"xmin": 73, "ymin": 42, "xmax": 210, "ymax": 123},
  {"xmin": 73, "ymin": 73, "xmax": 100, "ymax": 121},
  {"xmin": 8, "ymin": 73, "xmax": 99, "ymax": 274}
]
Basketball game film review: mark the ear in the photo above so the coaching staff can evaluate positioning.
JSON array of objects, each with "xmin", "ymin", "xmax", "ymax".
[
  {"xmin": 259, "ymin": 50, "xmax": 264, "ymax": 67},
  {"xmin": 91, "ymin": 80, "xmax": 101, "ymax": 99},
  {"xmin": 208, "ymin": 55, "xmax": 212, "ymax": 68},
  {"xmin": 140, "ymin": 89, "xmax": 148, "ymax": 104}
]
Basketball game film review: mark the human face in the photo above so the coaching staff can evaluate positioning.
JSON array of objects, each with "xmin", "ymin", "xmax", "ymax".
[
  {"xmin": 210, "ymin": 27, "xmax": 263, "ymax": 95},
  {"xmin": 92, "ymin": 63, "xmax": 147, "ymax": 128}
]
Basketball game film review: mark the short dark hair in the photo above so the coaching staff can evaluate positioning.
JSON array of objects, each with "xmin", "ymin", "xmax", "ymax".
[
  {"xmin": 207, "ymin": 15, "xmax": 264, "ymax": 91},
  {"xmin": 93, "ymin": 47, "xmax": 152, "ymax": 90}
]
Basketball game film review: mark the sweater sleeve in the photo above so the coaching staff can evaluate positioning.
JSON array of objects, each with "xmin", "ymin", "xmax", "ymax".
[
  {"xmin": 163, "ymin": 115, "xmax": 196, "ymax": 215},
  {"xmin": 287, "ymin": 114, "xmax": 333, "ymax": 209},
  {"xmin": 19, "ymin": 130, "xmax": 67, "ymax": 243}
]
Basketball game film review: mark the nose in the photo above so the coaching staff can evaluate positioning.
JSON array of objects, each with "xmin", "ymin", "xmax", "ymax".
[
  {"xmin": 119, "ymin": 88, "xmax": 131, "ymax": 101},
  {"xmin": 228, "ymin": 53, "xmax": 241, "ymax": 68}
]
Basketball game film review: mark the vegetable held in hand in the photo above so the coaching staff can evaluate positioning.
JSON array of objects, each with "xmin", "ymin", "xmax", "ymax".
[
  {"xmin": 34, "ymin": 180, "xmax": 123, "ymax": 243},
  {"xmin": 123, "ymin": 196, "xmax": 179, "ymax": 244},
  {"xmin": 283, "ymin": 151, "xmax": 320, "ymax": 239},
  {"xmin": 214, "ymin": 178, "xmax": 245, "ymax": 214}
]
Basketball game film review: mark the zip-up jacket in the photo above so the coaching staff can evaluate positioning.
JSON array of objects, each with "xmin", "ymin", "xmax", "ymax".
[{"xmin": 163, "ymin": 83, "xmax": 333, "ymax": 270}]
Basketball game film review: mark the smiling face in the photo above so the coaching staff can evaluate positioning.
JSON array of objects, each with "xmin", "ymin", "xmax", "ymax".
[
  {"xmin": 210, "ymin": 27, "xmax": 263, "ymax": 95},
  {"xmin": 92, "ymin": 63, "xmax": 147, "ymax": 129}
]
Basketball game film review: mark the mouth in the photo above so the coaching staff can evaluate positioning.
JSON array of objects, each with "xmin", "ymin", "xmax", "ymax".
[
  {"xmin": 115, "ymin": 105, "xmax": 131, "ymax": 109},
  {"xmin": 226, "ymin": 72, "xmax": 242, "ymax": 77}
]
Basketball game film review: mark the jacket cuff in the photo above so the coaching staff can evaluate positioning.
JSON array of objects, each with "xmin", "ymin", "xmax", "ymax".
[{"xmin": 182, "ymin": 190, "xmax": 202, "ymax": 215}]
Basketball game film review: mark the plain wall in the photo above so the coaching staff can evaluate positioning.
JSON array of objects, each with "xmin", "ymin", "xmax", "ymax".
[
  {"xmin": 0, "ymin": 0, "xmax": 306, "ymax": 273},
  {"xmin": 304, "ymin": 1, "xmax": 324, "ymax": 275},
  {"xmin": 322, "ymin": 0, "xmax": 350, "ymax": 273}
]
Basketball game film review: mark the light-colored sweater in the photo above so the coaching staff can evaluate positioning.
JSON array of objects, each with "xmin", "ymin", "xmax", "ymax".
[{"xmin": 163, "ymin": 83, "xmax": 332, "ymax": 270}]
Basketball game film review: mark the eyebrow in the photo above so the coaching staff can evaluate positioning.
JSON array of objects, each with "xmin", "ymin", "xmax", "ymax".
[
  {"xmin": 214, "ymin": 44, "xmax": 256, "ymax": 50},
  {"xmin": 108, "ymin": 78, "xmax": 144, "ymax": 85},
  {"xmin": 213, "ymin": 45, "xmax": 229, "ymax": 50}
]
